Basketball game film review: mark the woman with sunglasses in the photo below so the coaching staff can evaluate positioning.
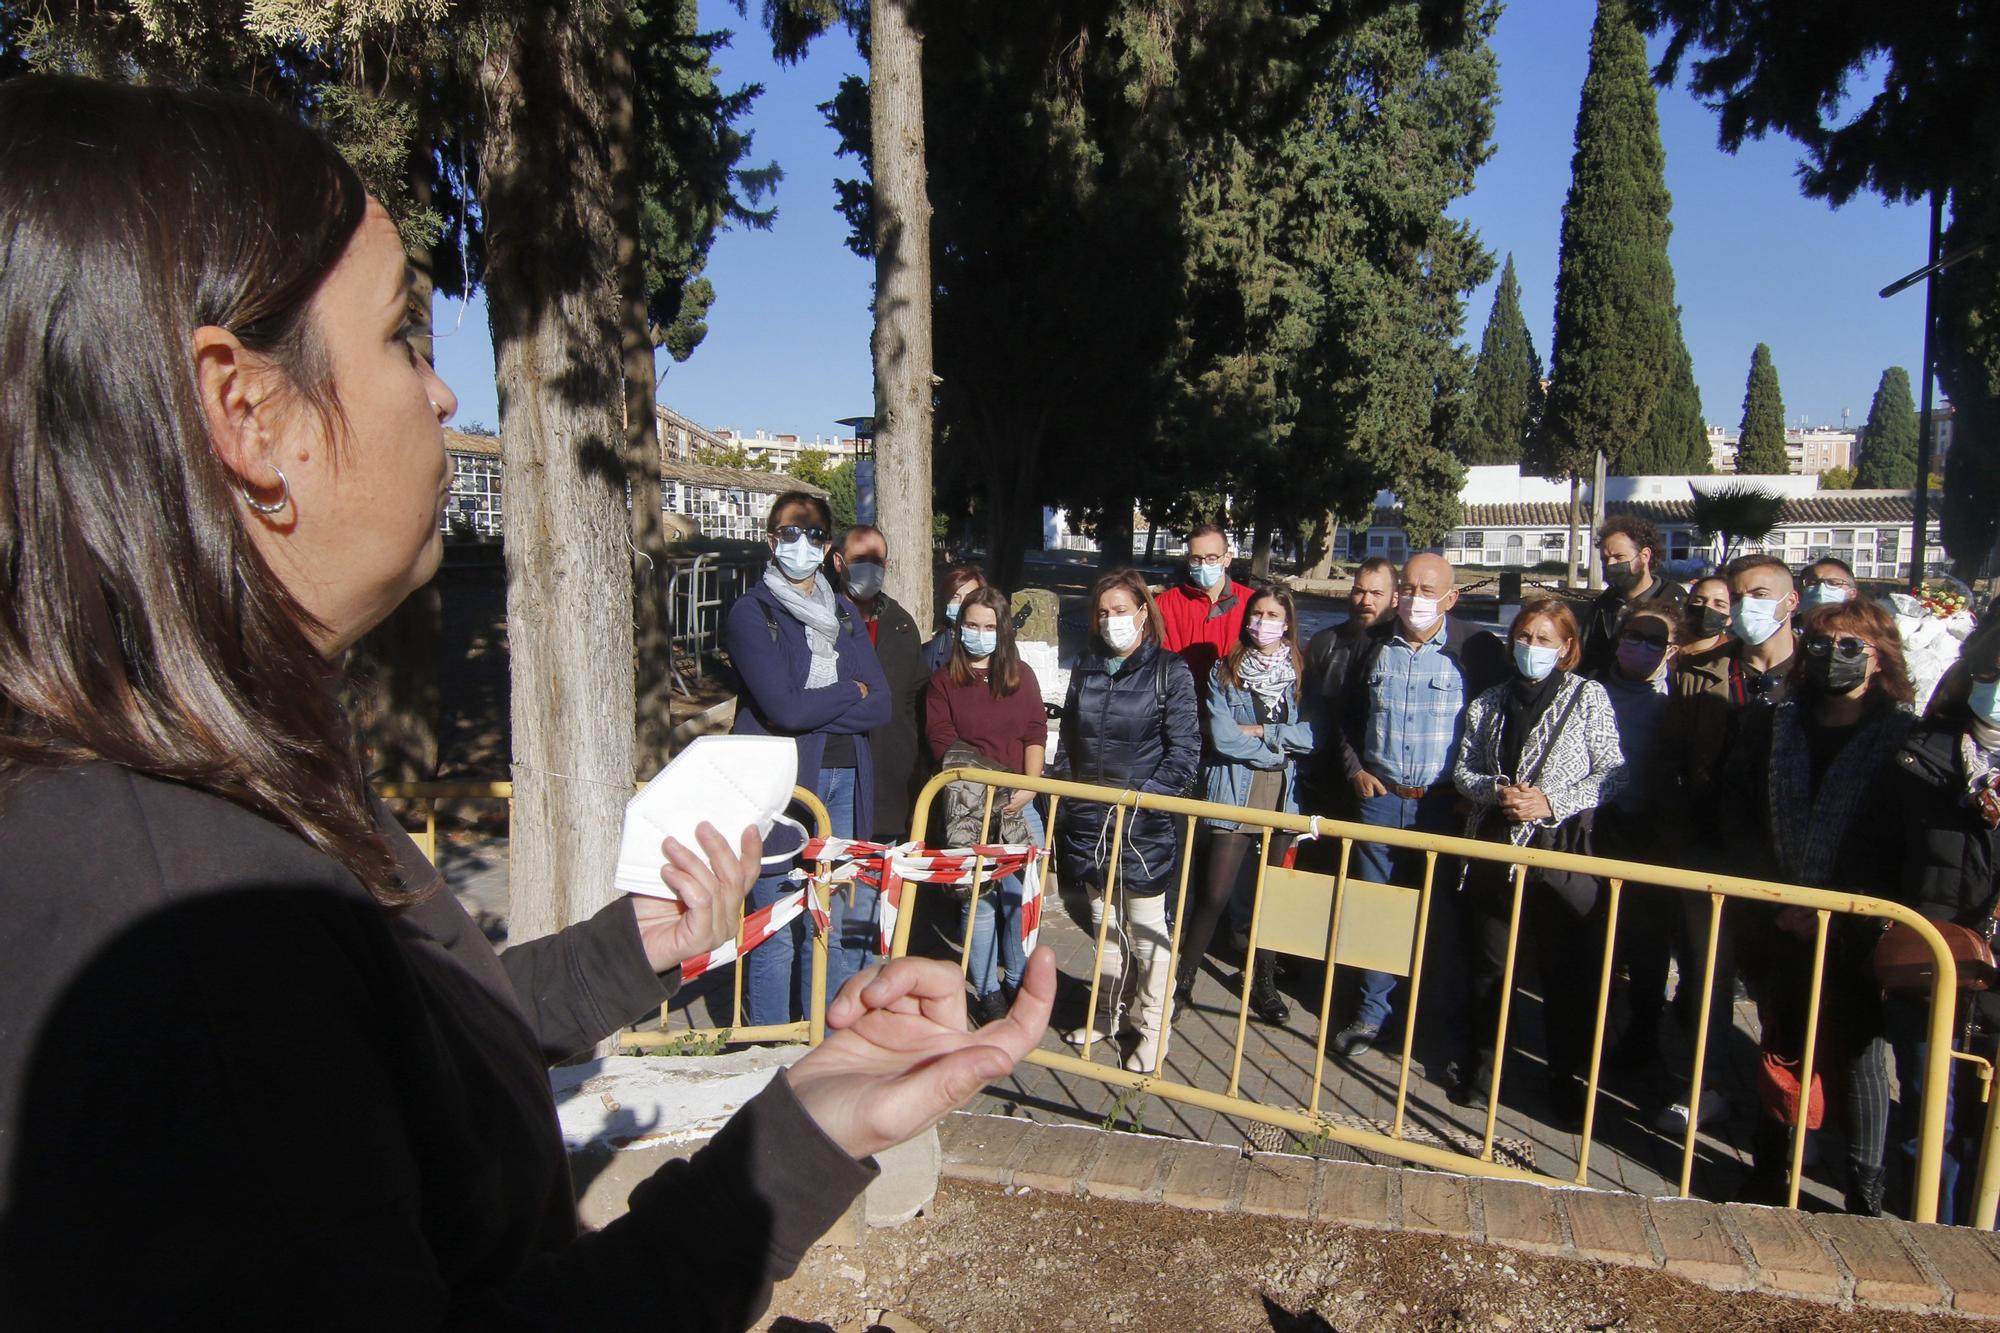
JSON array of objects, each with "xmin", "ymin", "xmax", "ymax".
[
  {"xmin": 1882, "ymin": 617, "xmax": 2000, "ymax": 1223},
  {"xmin": 1714, "ymin": 597, "xmax": 1916, "ymax": 1213},
  {"xmin": 727, "ymin": 492, "xmax": 892, "ymax": 1024}
]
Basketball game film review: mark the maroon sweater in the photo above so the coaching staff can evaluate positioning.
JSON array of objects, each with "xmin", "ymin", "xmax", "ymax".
[{"xmin": 926, "ymin": 661, "xmax": 1048, "ymax": 775}]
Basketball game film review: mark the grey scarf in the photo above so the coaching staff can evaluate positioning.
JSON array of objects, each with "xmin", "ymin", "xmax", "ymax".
[
  {"xmin": 1767, "ymin": 699, "xmax": 1915, "ymax": 886},
  {"xmin": 1236, "ymin": 646, "xmax": 1297, "ymax": 710},
  {"xmin": 762, "ymin": 566, "xmax": 841, "ymax": 688}
]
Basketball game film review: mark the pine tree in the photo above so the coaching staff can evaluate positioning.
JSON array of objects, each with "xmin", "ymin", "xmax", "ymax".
[
  {"xmin": 1463, "ymin": 254, "xmax": 1545, "ymax": 466},
  {"xmin": 1641, "ymin": 328, "xmax": 1709, "ymax": 472},
  {"xmin": 1735, "ymin": 342, "xmax": 1789, "ymax": 474},
  {"xmin": 1540, "ymin": 0, "xmax": 1694, "ymax": 479},
  {"xmin": 1856, "ymin": 366, "xmax": 1919, "ymax": 489}
]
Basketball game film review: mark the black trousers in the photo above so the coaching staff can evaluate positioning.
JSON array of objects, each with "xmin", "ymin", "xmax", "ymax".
[
  {"xmin": 1178, "ymin": 826, "xmax": 1293, "ymax": 982},
  {"xmin": 1458, "ymin": 865, "xmax": 1606, "ymax": 1089}
]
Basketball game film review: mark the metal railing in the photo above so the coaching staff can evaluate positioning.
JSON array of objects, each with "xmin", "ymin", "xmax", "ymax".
[
  {"xmin": 902, "ymin": 767, "xmax": 1970, "ymax": 1223},
  {"xmin": 658, "ymin": 550, "xmax": 765, "ymax": 697},
  {"xmin": 378, "ymin": 778, "xmax": 834, "ymax": 1047}
]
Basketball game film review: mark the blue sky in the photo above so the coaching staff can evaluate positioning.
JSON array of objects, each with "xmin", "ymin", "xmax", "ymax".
[{"xmin": 431, "ymin": 0, "xmax": 1931, "ymax": 444}]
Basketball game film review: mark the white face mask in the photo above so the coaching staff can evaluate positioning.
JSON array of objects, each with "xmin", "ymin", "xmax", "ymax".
[
  {"xmin": 773, "ymin": 535, "xmax": 824, "ymax": 582},
  {"xmin": 1398, "ymin": 593, "xmax": 1444, "ymax": 634},
  {"xmin": 615, "ymin": 735, "xmax": 802, "ymax": 898},
  {"xmin": 1101, "ymin": 613, "xmax": 1141, "ymax": 654}
]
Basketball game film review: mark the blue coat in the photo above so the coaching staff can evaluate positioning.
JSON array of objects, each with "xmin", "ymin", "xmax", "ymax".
[
  {"xmin": 726, "ymin": 580, "xmax": 892, "ymax": 855},
  {"xmin": 1200, "ymin": 663, "xmax": 1317, "ymax": 830}
]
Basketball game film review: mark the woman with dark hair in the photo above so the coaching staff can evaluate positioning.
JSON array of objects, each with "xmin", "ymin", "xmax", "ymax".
[
  {"xmin": 926, "ymin": 585, "xmax": 1048, "ymax": 1023},
  {"xmin": 726, "ymin": 488, "xmax": 891, "ymax": 1025},
  {"xmin": 1450, "ymin": 598, "xmax": 1626, "ymax": 1124},
  {"xmin": 1178, "ymin": 586, "xmax": 1315, "ymax": 1027},
  {"xmin": 1883, "ymin": 617, "xmax": 2000, "ymax": 1223},
  {"xmin": 0, "ymin": 76, "xmax": 1051, "ymax": 1328},
  {"xmin": 1715, "ymin": 598, "xmax": 1917, "ymax": 1213},
  {"xmin": 1057, "ymin": 567, "xmax": 1201, "ymax": 1072},
  {"xmin": 925, "ymin": 563, "xmax": 989, "ymax": 672}
]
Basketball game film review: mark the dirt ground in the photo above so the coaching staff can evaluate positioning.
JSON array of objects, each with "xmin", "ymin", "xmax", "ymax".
[{"xmin": 764, "ymin": 1180, "xmax": 1977, "ymax": 1333}]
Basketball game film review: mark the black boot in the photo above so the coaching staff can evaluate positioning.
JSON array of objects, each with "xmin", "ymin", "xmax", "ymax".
[
  {"xmin": 1846, "ymin": 1161, "xmax": 1886, "ymax": 1217},
  {"xmin": 1249, "ymin": 952, "xmax": 1290, "ymax": 1026},
  {"xmin": 1742, "ymin": 1123, "xmax": 1794, "ymax": 1206}
]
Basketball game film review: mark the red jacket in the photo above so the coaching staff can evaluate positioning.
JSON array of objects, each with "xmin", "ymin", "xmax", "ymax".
[{"xmin": 1157, "ymin": 578, "xmax": 1253, "ymax": 692}]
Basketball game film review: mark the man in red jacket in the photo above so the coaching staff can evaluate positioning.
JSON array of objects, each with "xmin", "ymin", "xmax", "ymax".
[{"xmin": 1157, "ymin": 523, "xmax": 1254, "ymax": 692}]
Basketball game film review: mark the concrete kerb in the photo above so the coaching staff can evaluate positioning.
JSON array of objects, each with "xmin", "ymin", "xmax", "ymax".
[{"xmin": 934, "ymin": 1111, "xmax": 2000, "ymax": 1320}]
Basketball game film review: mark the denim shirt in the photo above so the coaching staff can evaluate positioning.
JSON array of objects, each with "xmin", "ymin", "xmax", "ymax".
[
  {"xmin": 1363, "ymin": 620, "xmax": 1467, "ymax": 789},
  {"xmin": 1200, "ymin": 664, "xmax": 1316, "ymax": 830}
]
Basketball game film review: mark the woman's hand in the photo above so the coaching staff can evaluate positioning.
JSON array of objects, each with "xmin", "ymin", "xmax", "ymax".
[
  {"xmin": 630, "ymin": 823, "xmax": 761, "ymax": 974},
  {"xmin": 786, "ymin": 948, "xmax": 1055, "ymax": 1160},
  {"xmin": 1002, "ymin": 788, "xmax": 1034, "ymax": 816},
  {"xmin": 1498, "ymin": 784, "xmax": 1554, "ymax": 822},
  {"xmin": 1238, "ymin": 722, "xmax": 1264, "ymax": 739}
]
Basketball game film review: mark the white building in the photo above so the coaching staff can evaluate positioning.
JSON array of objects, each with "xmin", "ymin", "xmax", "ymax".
[
  {"xmin": 718, "ymin": 428, "xmax": 866, "ymax": 472},
  {"xmin": 1705, "ymin": 425, "xmax": 1856, "ymax": 476}
]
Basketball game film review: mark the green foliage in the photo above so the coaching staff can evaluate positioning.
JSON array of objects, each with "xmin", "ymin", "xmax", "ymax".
[
  {"xmin": 785, "ymin": 447, "xmax": 834, "ymax": 490},
  {"xmin": 1639, "ymin": 326, "xmax": 1709, "ymax": 473},
  {"xmin": 1463, "ymin": 255, "xmax": 1546, "ymax": 467},
  {"xmin": 1856, "ymin": 366, "xmax": 1919, "ymax": 489},
  {"xmin": 1691, "ymin": 483, "xmax": 1787, "ymax": 565},
  {"xmin": 1817, "ymin": 465, "xmax": 1856, "ymax": 490},
  {"xmin": 1735, "ymin": 342, "xmax": 1788, "ymax": 474},
  {"xmin": 823, "ymin": 459, "xmax": 858, "ymax": 530},
  {"xmin": 1540, "ymin": 0, "xmax": 1697, "ymax": 481},
  {"xmin": 638, "ymin": 1028, "xmax": 731, "ymax": 1056},
  {"xmin": 692, "ymin": 443, "xmax": 776, "ymax": 471},
  {"xmin": 1938, "ymin": 183, "xmax": 2000, "ymax": 575}
]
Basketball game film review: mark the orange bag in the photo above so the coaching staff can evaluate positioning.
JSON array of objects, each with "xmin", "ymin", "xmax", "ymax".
[{"xmin": 1757, "ymin": 1050, "xmax": 1825, "ymax": 1130}]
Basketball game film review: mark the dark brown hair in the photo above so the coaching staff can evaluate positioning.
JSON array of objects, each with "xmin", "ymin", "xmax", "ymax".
[
  {"xmin": 1792, "ymin": 600, "xmax": 1916, "ymax": 705},
  {"xmin": 1223, "ymin": 586, "xmax": 1305, "ymax": 689},
  {"xmin": 1089, "ymin": 568, "xmax": 1166, "ymax": 651},
  {"xmin": 946, "ymin": 586, "xmax": 1022, "ymax": 697},
  {"xmin": 1353, "ymin": 555, "xmax": 1399, "ymax": 587},
  {"xmin": 1621, "ymin": 605, "xmax": 1681, "ymax": 645},
  {"xmin": 1509, "ymin": 597, "xmax": 1584, "ymax": 671},
  {"xmin": 1927, "ymin": 616, "xmax": 2000, "ymax": 725},
  {"xmin": 766, "ymin": 490, "xmax": 832, "ymax": 535},
  {"xmin": 1596, "ymin": 515, "xmax": 1662, "ymax": 563},
  {"xmin": 0, "ymin": 77, "xmax": 412, "ymax": 901}
]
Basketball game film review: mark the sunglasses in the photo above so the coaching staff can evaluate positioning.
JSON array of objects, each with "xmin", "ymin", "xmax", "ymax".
[
  {"xmin": 1970, "ymin": 666, "xmax": 2000, "ymax": 685},
  {"xmin": 770, "ymin": 525, "xmax": 830, "ymax": 546},
  {"xmin": 1803, "ymin": 634, "xmax": 1872, "ymax": 657}
]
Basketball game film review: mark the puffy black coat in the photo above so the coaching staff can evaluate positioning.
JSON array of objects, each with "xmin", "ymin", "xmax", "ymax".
[
  {"xmin": 863, "ymin": 594, "xmax": 930, "ymax": 841},
  {"xmin": 1057, "ymin": 640, "xmax": 1202, "ymax": 896},
  {"xmin": 1891, "ymin": 721, "xmax": 2000, "ymax": 1027}
]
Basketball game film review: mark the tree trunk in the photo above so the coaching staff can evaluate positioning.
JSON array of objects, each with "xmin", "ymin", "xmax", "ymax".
[
  {"xmin": 871, "ymin": 0, "xmax": 935, "ymax": 626},
  {"xmin": 1588, "ymin": 448, "xmax": 1607, "ymax": 590},
  {"xmin": 1144, "ymin": 519, "xmax": 1161, "ymax": 561},
  {"xmin": 478, "ymin": 8, "xmax": 636, "ymax": 944},
  {"xmin": 1097, "ymin": 500, "xmax": 1135, "ymax": 570},
  {"xmin": 1566, "ymin": 475, "xmax": 1583, "ymax": 588},
  {"xmin": 607, "ymin": 17, "xmax": 674, "ymax": 778},
  {"xmin": 1250, "ymin": 521, "xmax": 1274, "ymax": 579},
  {"xmin": 1303, "ymin": 511, "xmax": 1336, "ymax": 580}
]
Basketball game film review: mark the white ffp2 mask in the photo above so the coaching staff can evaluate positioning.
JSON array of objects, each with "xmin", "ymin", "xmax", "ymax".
[{"xmin": 614, "ymin": 735, "xmax": 800, "ymax": 899}]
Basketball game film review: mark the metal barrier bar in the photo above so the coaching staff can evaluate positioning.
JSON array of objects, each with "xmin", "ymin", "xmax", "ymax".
[
  {"xmin": 1228, "ymin": 825, "xmax": 1277, "ymax": 1098},
  {"xmin": 1307, "ymin": 837, "xmax": 1352, "ymax": 1120},
  {"xmin": 1575, "ymin": 877, "xmax": 1624, "ymax": 1184},
  {"xmin": 1392, "ymin": 849, "xmax": 1438, "ymax": 1141},
  {"xmin": 1786, "ymin": 909, "xmax": 1833, "ymax": 1211},
  {"xmin": 1971, "ymin": 1055, "xmax": 2000, "ymax": 1229},
  {"xmin": 1156, "ymin": 813, "xmax": 1199, "ymax": 1080},
  {"xmin": 1079, "ymin": 802, "xmax": 1130, "ymax": 1065},
  {"xmin": 903, "ymin": 766, "xmax": 1962, "ymax": 1223}
]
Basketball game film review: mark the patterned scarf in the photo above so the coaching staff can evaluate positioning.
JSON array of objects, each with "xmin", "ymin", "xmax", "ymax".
[
  {"xmin": 1237, "ymin": 645, "xmax": 1297, "ymax": 710},
  {"xmin": 1962, "ymin": 722, "xmax": 2000, "ymax": 829},
  {"xmin": 761, "ymin": 565, "xmax": 842, "ymax": 688},
  {"xmin": 1767, "ymin": 699, "xmax": 1915, "ymax": 886}
]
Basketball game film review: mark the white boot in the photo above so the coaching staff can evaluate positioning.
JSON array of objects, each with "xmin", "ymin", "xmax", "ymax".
[
  {"xmin": 1120, "ymin": 892, "xmax": 1172, "ymax": 1074},
  {"xmin": 1062, "ymin": 974, "xmax": 1126, "ymax": 1048}
]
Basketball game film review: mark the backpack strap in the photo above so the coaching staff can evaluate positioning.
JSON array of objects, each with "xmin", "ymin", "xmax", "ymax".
[{"xmin": 1154, "ymin": 649, "xmax": 1170, "ymax": 711}]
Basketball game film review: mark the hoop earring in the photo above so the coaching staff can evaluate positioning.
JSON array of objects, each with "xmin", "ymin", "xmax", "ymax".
[{"xmin": 243, "ymin": 468, "xmax": 290, "ymax": 516}]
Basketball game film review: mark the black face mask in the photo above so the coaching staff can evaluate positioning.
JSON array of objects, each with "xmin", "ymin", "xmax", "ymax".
[
  {"xmin": 1604, "ymin": 560, "xmax": 1643, "ymax": 593},
  {"xmin": 1804, "ymin": 642, "xmax": 1871, "ymax": 695},
  {"xmin": 1687, "ymin": 605, "xmax": 1728, "ymax": 638}
]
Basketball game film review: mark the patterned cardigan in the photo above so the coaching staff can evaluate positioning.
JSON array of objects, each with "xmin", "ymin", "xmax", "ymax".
[{"xmin": 1452, "ymin": 673, "xmax": 1628, "ymax": 845}]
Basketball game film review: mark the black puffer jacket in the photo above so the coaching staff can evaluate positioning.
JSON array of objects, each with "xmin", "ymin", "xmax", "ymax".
[
  {"xmin": 1891, "ymin": 720, "xmax": 2000, "ymax": 1026},
  {"xmin": 1058, "ymin": 640, "xmax": 1202, "ymax": 896}
]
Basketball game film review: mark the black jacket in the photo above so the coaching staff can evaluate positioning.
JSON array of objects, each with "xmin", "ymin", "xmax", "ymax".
[
  {"xmin": 1300, "ymin": 617, "xmax": 1384, "ymax": 812},
  {"xmin": 1579, "ymin": 573, "xmax": 1686, "ymax": 679},
  {"xmin": 0, "ymin": 762, "xmax": 874, "ymax": 1329},
  {"xmin": 1332, "ymin": 618, "xmax": 1506, "ymax": 787},
  {"xmin": 1892, "ymin": 721, "xmax": 2000, "ymax": 1026},
  {"xmin": 862, "ymin": 593, "xmax": 930, "ymax": 840},
  {"xmin": 1057, "ymin": 640, "xmax": 1202, "ymax": 895}
]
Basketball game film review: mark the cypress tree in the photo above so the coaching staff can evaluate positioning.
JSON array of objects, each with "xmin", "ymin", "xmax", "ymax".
[
  {"xmin": 1463, "ymin": 253, "xmax": 1545, "ymax": 466},
  {"xmin": 1642, "ymin": 328, "xmax": 1710, "ymax": 472},
  {"xmin": 1856, "ymin": 366, "xmax": 1919, "ymax": 489},
  {"xmin": 1736, "ymin": 342, "xmax": 1789, "ymax": 474},
  {"xmin": 1541, "ymin": 0, "xmax": 1693, "ymax": 479}
]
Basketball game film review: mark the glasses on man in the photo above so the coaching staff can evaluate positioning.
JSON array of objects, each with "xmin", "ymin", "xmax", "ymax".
[
  {"xmin": 1187, "ymin": 553, "xmax": 1228, "ymax": 567},
  {"xmin": 1803, "ymin": 634, "xmax": 1872, "ymax": 657},
  {"xmin": 1803, "ymin": 575, "xmax": 1857, "ymax": 592},
  {"xmin": 771, "ymin": 524, "xmax": 830, "ymax": 546}
]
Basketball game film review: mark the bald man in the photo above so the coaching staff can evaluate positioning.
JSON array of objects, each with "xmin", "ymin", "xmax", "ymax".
[{"xmin": 1328, "ymin": 551, "xmax": 1503, "ymax": 1059}]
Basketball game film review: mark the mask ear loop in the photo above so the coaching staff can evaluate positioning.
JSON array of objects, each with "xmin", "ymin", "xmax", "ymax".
[{"xmin": 761, "ymin": 813, "xmax": 811, "ymax": 867}]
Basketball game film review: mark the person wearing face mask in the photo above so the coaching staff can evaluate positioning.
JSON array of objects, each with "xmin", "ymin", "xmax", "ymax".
[
  {"xmin": 1578, "ymin": 518, "xmax": 1685, "ymax": 679},
  {"xmin": 727, "ymin": 493, "xmax": 893, "ymax": 1025},
  {"xmin": 1057, "ymin": 569, "xmax": 1202, "ymax": 1072},
  {"xmin": 1328, "ymin": 552, "xmax": 1506, "ymax": 1059},
  {"xmin": 831, "ymin": 525, "xmax": 928, "ymax": 841},
  {"xmin": 1880, "ymin": 618, "xmax": 2000, "ymax": 1223},
  {"xmin": 1158, "ymin": 524, "xmax": 1254, "ymax": 696},
  {"xmin": 926, "ymin": 564, "xmax": 988, "ymax": 672},
  {"xmin": 1712, "ymin": 598, "xmax": 1916, "ymax": 1213},
  {"xmin": 1593, "ymin": 609, "xmax": 1686, "ymax": 1071},
  {"xmin": 1799, "ymin": 557, "xmax": 1860, "ymax": 614},
  {"xmin": 1299, "ymin": 557, "xmax": 1399, "ymax": 819},
  {"xmin": 1178, "ymin": 588, "xmax": 1317, "ymax": 1027},
  {"xmin": 1450, "ymin": 600, "xmax": 1626, "ymax": 1124},
  {"xmin": 926, "ymin": 586, "xmax": 1049, "ymax": 1026}
]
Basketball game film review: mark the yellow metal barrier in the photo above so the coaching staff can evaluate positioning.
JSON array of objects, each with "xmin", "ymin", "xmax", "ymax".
[
  {"xmin": 905, "ymin": 766, "xmax": 1962, "ymax": 1222},
  {"xmin": 376, "ymin": 779, "xmax": 834, "ymax": 1049}
]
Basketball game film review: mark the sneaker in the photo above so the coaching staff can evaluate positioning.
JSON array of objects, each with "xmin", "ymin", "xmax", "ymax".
[
  {"xmin": 1331, "ymin": 1020, "xmax": 1380, "ymax": 1059},
  {"xmin": 970, "ymin": 990, "xmax": 1009, "ymax": 1029},
  {"xmin": 1654, "ymin": 1088, "xmax": 1728, "ymax": 1134}
]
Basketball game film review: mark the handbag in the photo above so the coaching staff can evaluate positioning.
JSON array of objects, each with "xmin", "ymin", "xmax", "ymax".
[
  {"xmin": 1757, "ymin": 1049, "xmax": 1826, "ymax": 1130},
  {"xmin": 1873, "ymin": 917, "xmax": 1999, "ymax": 995}
]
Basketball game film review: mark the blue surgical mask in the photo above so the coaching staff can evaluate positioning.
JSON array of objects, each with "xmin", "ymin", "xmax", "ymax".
[
  {"xmin": 1971, "ymin": 678, "xmax": 2000, "ymax": 729},
  {"xmin": 1190, "ymin": 561, "xmax": 1224, "ymax": 590},
  {"xmin": 1801, "ymin": 583, "xmax": 1852, "ymax": 610},
  {"xmin": 944, "ymin": 600, "xmax": 963, "ymax": 623},
  {"xmin": 1732, "ymin": 595, "xmax": 1788, "ymax": 646},
  {"xmin": 1513, "ymin": 640, "xmax": 1560, "ymax": 681},
  {"xmin": 960, "ymin": 626, "xmax": 997, "ymax": 658},
  {"xmin": 774, "ymin": 535, "xmax": 825, "ymax": 582}
]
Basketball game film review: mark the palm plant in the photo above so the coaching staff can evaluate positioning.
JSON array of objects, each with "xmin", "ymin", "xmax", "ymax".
[{"xmin": 1691, "ymin": 483, "xmax": 1789, "ymax": 568}]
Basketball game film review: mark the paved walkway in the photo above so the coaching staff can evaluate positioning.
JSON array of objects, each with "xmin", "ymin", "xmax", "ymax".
[{"xmin": 439, "ymin": 829, "xmax": 1855, "ymax": 1211}]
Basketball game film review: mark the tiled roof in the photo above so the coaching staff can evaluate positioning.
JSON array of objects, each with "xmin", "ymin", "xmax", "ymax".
[
  {"xmin": 661, "ymin": 459, "xmax": 828, "ymax": 498},
  {"xmin": 445, "ymin": 429, "xmax": 500, "ymax": 456},
  {"xmin": 1373, "ymin": 490, "xmax": 1922, "ymax": 532}
]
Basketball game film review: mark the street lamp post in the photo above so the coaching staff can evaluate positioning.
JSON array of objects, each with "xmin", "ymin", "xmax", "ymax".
[{"xmin": 835, "ymin": 415, "xmax": 876, "ymax": 526}]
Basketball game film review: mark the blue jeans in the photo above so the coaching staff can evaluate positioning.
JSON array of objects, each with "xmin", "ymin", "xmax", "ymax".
[
  {"xmin": 963, "ymin": 804, "xmax": 1043, "ymax": 997},
  {"xmin": 1352, "ymin": 785, "xmax": 1459, "ymax": 1032},
  {"xmin": 744, "ymin": 765, "xmax": 859, "ymax": 1026},
  {"xmin": 1886, "ymin": 996, "xmax": 1987, "ymax": 1226}
]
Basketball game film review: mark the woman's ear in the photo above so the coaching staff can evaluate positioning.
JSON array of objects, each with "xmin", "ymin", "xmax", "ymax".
[{"xmin": 191, "ymin": 325, "xmax": 282, "ymax": 490}]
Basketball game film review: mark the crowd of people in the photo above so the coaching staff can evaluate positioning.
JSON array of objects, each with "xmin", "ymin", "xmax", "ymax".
[{"xmin": 734, "ymin": 500, "xmax": 2000, "ymax": 1226}]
